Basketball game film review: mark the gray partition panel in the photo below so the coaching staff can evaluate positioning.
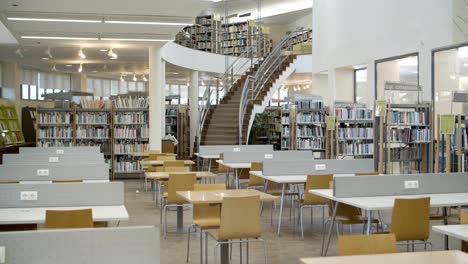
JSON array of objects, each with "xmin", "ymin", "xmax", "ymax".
[
  {"xmin": 20, "ymin": 146, "xmax": 100, "ymax": 154},
  {"xmin": 0, "ymin": 163, "xmax": 109, "ymax": 181},
  {"xmin": 271, "ymin": 151, "xmax": 313, "ymax": 161},
  {"xmin": 262, "ymin": 159, "xmax": 374, "ymax": 176},
  {"xmin": 223, "ymin": 151, "xmax": 269, "ymax": 163},
  {"xmin": 0, "ymin": 182, "xmax": 123, "ymax": 208},
  {"xmin": 3, "ymin": 153, "xmax": 105, "ymax": 164},
  {"xmin": 334, "ymin": 172, "xmax": 468, "ymax": 198},
  {"xmin": 0, "ymin": 226, "xmax": 159, "ymax": 264},
  {"xmin": 199, "ymin": 145, "xmax": 273, "ymax": 155}
]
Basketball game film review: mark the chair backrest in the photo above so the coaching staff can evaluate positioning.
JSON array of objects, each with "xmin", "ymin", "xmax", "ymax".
[
  {"xmin": 390, "ymin": 197, "xmax": 430, "ymax": 241},
  {"xmin": 239, "ymin": 168, "xmax": 250, "ymax": 180},
  {"xmin": 44, "ymin": 209, "xmax": 93, "ymax": 229},
  {"xmin": 52, "ymin": 180, "xmax": 83, "ymax": 183},
  {"xmin": 164, "ymin": 166, "xmax": 190, "ymax": 172},
  {"xmin": 218, "ymin": 195, "xmax": 261, "ymax": 240},
  {"xmin": 164, "ymin": 160, "xmax": 185, "ymax": 167},
  {"xmin": 0, "ymin": 181, "xmax": 19, "ymax": 184},
  {"xmin": 249, "ymin": 162, "xmax": 264, "ymax": 187},
  {"xmin": 304, "ymin": 174, "xmax": 334, "ymax": 205},
  {"xmin": 355, "ymin": 172, "xmax": 379, "ymax": 176},
  {"xmin": 156, "ymin": 155, "xmax": 176, "ymax": 161},
  {"xmin": 193, "ymin": 184, "xmax": 227, "ymax": 224},
  {"xmin": 462, "ymin": 213, "xmax": 468, "ymax": 252},
  {"xmin": 167, "ymin": 173, "xmax": 196, "ymax": 204},
  {"xmin": 338, "ymin": 234, "xmax": 398, "ymax": 256},
  {"xmin": 218, "ymin": 153, "xmax": 227, "ymax": 173}
]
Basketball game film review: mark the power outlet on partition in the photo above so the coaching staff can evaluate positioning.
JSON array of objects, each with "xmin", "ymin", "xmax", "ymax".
[
  {"xmin": 20, "ymin": 191, "xmax": 38, "ymax": 201},
  {"xmin": 404, "ymin": 180, "xmax": 419, "ymax": 190}
]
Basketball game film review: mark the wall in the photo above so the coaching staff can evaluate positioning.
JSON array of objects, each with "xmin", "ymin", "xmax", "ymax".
[
  {"xmin": 453, "ymin": 0, "xmax": 468, "ymax": 44},
  {"xmin": 334, "ymin": 68, "xmax": 354, "ymax": 102},
  {"xmin": 312, "ymin": 0, "xmax": 454, "ymax": 102},
  {"xmin": 287, "ymin": 11, "xmax": 312, "ymax": 31}
]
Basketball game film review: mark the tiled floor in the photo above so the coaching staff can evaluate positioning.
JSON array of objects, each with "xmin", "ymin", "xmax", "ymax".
[{"xmin": 119, "ymin": 178, "xmax": 462, "ymax": 264}]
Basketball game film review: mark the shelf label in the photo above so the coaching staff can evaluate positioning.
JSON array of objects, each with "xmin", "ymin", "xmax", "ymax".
[
  {"xmin": 326, "ymin": 117, "xmax": 336, "ymax": 131},
  {"xmin": 440, "ymin": 114, "xmax": 455, "ymax": 135},
  {"xmin": 375, "ymin": 100, "xmax": 387, "ymax": 117}
]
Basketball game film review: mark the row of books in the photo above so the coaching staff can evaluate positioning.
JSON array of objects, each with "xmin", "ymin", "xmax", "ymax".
[
  {"xmin": 165, "ymin": 118, "xmax": 177, "ymax": 125},
  {"xmin": 0, "ymin": 121, "xmax": 8, "ymax": 131},
  {"xmin": 38, "ymin": 127, "xmax": 73, "ymax": 139},
  {"xmin": 113, "ymin": 97, "xmax": 149, "ymax": 109},
  {"xmin": 297, "ymin": 112, "xmax": 326, "ymax": 123},
  {"xmin": 221, "ymin": 39, "xmax": 248, "ymax": 48},
  {"xmin": 390, "ymin": 147, "xmax": 421, "ymax": 160},
  {"xmin": 114, "ymin": 158, "xmax": 143, "ymax": 172},
  {"xmin": 1, "ymin": 133, "xmax": 22, "ymax": 144},
  {"xmin": 389, "ymin": 128, "xmax": 431, "ymax": 143},
  {"xmin": 222, "ymin": 47, "xmax": 247, "ymax": 54},
  {"xmin": 166, "ymin": 109, "xmax": 178, "ymax": 116},
  {"xmin": 76, "ymin": 141, "xmax": 112, "ymax": 155},
  {"xmin": 297, "ymin": 126, "xmax": 324, "ymax": 137},
  {"xmin": 225, "ymin": 24, "xmax": 250, "ymax": 33},
  {"xmin": 452, "ymin": 126, "xmax": 468, "ymax": 150},
  {"xmin": 114, "ymin": 113, "xmax": 148, "ymax": 124},
  {"xmin": 38, "ymin": 112, "xmax": 72, "ymax": 124},
  {"xmin": 338, "ymin": 128, "xmax": 374, "ymax": 139},
  {"xmin": 76, "ymin": 127, "xmax": 110, "ymax": 139},
  {"xmin": 335, "ymin": 108, "xmax": 373, "ymax": 121},
  {"xmin": 297, "ymin": 100, "xmax": 324, "ymax": 110},
  {"xmin": 114, "ymin": 143, "xmax": 149, "ymax": 154},
  {"xmin": 282, "ymin": 126, "xmax": 290, "ymax": 137},
  {"xmin": 281, "ymin": 116, "xmax": 290, "ymax": 124},
  {"xmin": 390, "ymin": 111, "xmax": 427, "ymax": 125},
  {"xmin": 2, "ymin": 108, "xmax": 16, "ymax": 118},
  {"xmin": 281, "ymin": 139, "xmax": 290, "ymax": 149},
  {"xmin": 338, "ymin": 143, "xmax": 374, "ymax": 155},
  {"xmin": 37, "ymin": 140, "xmax": 73, "ymax": 147},
  {"xmin": 76, "ymin": 113, "xmax": 109, "ymax": 124},
  {"xmin": 79, "ymin": 99, "xmax": 111, "ymax": 109},
  {"xmin": 297, "ymin": 138, "xmax": 324, "ymax": 150},
  {"xmin": 114, "ymin": 126, "xmax": 149, "ymax": 139}
]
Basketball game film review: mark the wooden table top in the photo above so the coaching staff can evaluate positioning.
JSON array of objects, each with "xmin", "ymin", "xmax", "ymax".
[
  {"xmin": 300, "ymin": 250, "xmax": 468, "ymax": 264},
  {"xmin": 141, "ymin": 160, "xmax": 195, "ymax": 166},
  {"xmin": 145, "ymin": 171, "xmax": 216, "ymax": 180},
  {"xmin": 177, "ymin": 189, "xmax": 279, "ymax": 204},
  {"xmin": 130, "ymin": 152, "xmax": 177, "ymax": 157}
]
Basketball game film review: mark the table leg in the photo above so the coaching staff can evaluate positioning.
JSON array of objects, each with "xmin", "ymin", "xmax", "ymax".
[
  {"xmin": 220, "ymin": 243, "xmax": 229, "ymax": 264},
  {"xmin": 366, "ymin": 210, "xmax": 372, "ymax": 235},
  {"xmin": 260, "ymin": 180, "xmax": 269, "ymax": 213},
  {"xmin": 322, "ymin": 201, "xmax": 339, "ymax": 256},
  {"xmin": 177, "ymin": 207, "xmax": 184, "ymax": 232},
  {"xmin": 225, "ymin": 168, "xmax": 230, "ymax": 188},
  {"xmin": 277, "ymin": 184, "xmax": 286, "ymax": 236},
  {"xmin": 208, "ymin": 159, "xmax": 212, "ymax": 172},
  {"xmin": 443, "ymin": 207, "xmax": 449, "ymax": 250},
  {"xmin": 235, "ymin": 169, "xmax": 240, "ymax": 189}
]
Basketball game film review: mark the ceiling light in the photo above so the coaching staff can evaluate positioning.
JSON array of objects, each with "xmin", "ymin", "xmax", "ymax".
[
  {"xmin": 101, "ymin": 38, "xmax": 172, "ymax": 42},
  {"xmin": 133, "ymin": 74, "xmax": 137, "ymax": 82},
  {"xmin": 52, "ymin": 64, "xmax": 57, "ymax": 71},
  {"xmin": 100, "ymin": 49, "xmax": 108, "ymax": 52},
  {"xmin": 120, "ymin": 75, "xmax": 124, "ymax": 82},
  {"xmin": 14, "ymin": 47, "xmax": 23, "ymax": 58},
  {"xmin": 65, "ymin": 64, "xmax": 72, "ymax": 67},
  {"xmin": 78, "ymin": 63, "xmax": 83, "ymax": 73},
  {"xmin": 108, "ymin": 48, "xmax": 118, "ymax": 59},
  {"xmin": 220, "ymin": 81, "xmax": 224, "ymax": 85},
  {"xmin": 201, "ymin": 81, "xmax": 206, "ymax": 86},
  {"xmin": 41, "ymin": 57, "xmax": 49, "ymax": 60},
  {"xmin": 187, "ymin": 82, "xmax": 190, "ymax": 86},
  {"xmin": 104, "ymin": 20, "xmax": 191, "ymax": 26},
  {"xmin": 21, "ymin": 36, "xmax": 99, "ymax": 40},
  {"xmin": 8, "ymin": 17, "xmax": 101, "ymax": 23},
  {"xmin": 45, "ymin": 47, "xmax": 53, "ymax": 58},
  {"xmin": 78, "ymin": 48, "xmax": 86, "ymax": 59},
  {"xmin": 142, "ymin": 75, "xmax": 148, "ymax": 82},
  {"xmin": 306, "ymin": 84, "xmax": 310, "ymax": 89},
  {"xmin": 458, "ymin": 47, "xmax": 468, "ymax": 58}
]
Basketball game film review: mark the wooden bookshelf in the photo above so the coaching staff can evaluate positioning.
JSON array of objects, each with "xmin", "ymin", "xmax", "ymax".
[
  {"xmin": 281, "ymin": 104, "xmax": 291, "ymax": 150},
  {"xmin": 36, "ymin": 108, "xmax": 74, "ymax": 147},
  {"xmin": 0, "ymin": 103, "xmax": 25, "ymax": 148}
]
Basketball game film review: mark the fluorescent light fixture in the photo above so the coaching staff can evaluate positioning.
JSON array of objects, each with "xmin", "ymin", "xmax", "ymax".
[
  {"xmin": 186, "ymin": 82, "xmax": 190, "ymax": 86},
  {"xmin": 101, "ymin": 38, "xmax": 172, "ymax": 42},
  {"xmin": 100, "ymin": 49, "xmax": 108, "ymax": 52},
  {"xmin": 133, "ymin": 74, "xmax": 137, "ymax": 82},
  {"xmin": 45, "ymin": 47, "xmax": 53, "ymax": 58},
  {"xmin": 65, "ymin": 64, "xmax": 72, "ymax": 67},
  {"xmin": 104, "ymin": 20, "xmax": 191, "ymax": 26},
  {"xmin": 120, "ymin": 75, "xmax": 125, "ymax": 82},
  {"xmin": 21, "ymin": 36, "xmax": 99, "ymax": 40},
  {"xmin": 458, "ymin": 47, "xmax": 468, "ymax": 58},
  {"xmin": 78, "ymin": 63, "xmax": 83, "ymax": 73},
  {"xmin": 143, "ymin": 75, "xmax": 148, "ymax": 82},
  {"xmin": 41, "ymin": 57, "xmax": 49, "ymax": 60},
  {"xmin": 450, "ymin": 75, "xmax": 457, "ymax": 80},
  {"xmin": 8, "ymin": 17, "xmax": 101, "ymax": 23},
  {"xmin": 220, "ymin": 81, "xmax": 223, "ymax": 85},
  {"xmin": 78, "ymin": 48, "xmax": 86, "ymax": 59},
  {"xmin": 92, "ymin": 70, "xmax": 98, "ymax": 73}
]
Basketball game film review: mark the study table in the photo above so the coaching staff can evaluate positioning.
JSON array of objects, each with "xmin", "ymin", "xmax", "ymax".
[
  {"xmin": 177, "ymin": 189, "xmax": 278, "ymax": 264},
  {"xmin": 194, "ymin": 153, "xmax": 220, "ymax": 172},
  {"xmin": 433, "ymin": 225, "xmax": 468, "ymax": 247},
  {"xmin": 130, "ymin": 152, "xmax": 177, "ymax": 158},
  {"xmin": 141, "ymin": 160, "xmax": 195, "ymax": 167},
  {"xmin": 144, "ymin": 171, "xmax": 217, "ymax": 194},
  {"xmin": 0, "ymin": 205, "xmax": 129, "ymax": 225},
  {"xmin": 310, "ymin": 189, "xmax": 468, "ymax": 255},
  {"xmin": 216, "ymin": 160, "xmax": 251, "ymax": 189},
  {"xmin": 300, "ymin": 250, "xmax": 468, "ymax": 264}
]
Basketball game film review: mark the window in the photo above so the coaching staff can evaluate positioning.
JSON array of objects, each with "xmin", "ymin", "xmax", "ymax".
[
  {"xmin": 354, "ymin": 68, "xmax": 368, "ymax": 103},
  {"xmin": 180, "ymin": 85, "xmax": 188, "ymax": 104}
]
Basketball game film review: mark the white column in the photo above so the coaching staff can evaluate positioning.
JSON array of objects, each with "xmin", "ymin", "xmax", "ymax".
[
  {"xmin": 161, "ymin": 60, "xmax": 166, "ymax": 137},
  {"xmin": 366, "ymin": 60, "xmax": 376, "ymax": 108},
  {"xmin": 190, "ymin": 70, "xmax": 199, "ymax": 156},
  {"xmin": 149, "ymin": 46, "xmax": 164, "ymax": 151},
  {"xmin": 327, "ymin": 68, "xmax": 336, "ymax": 112}
]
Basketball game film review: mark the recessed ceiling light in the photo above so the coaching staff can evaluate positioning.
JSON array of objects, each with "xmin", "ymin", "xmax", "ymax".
[
  {"xmin": 65, "ymin": 64, "xmax": 72, "ymax": 67},
  {"xmin": 8, "ymin": 17, "xmax": 101, "ymax": 23},
  {"xmin": 100, "ymin": 49, "xmax": 108, "ymax": 52},
  {"xmin": 101, "ymin": 38, "xmax": 172, "ymax": 42},
  {"xmin": 41, "ymin": 57, "xmax": 49, "ymax": 60},
  {"xmin": 133, "ymin": 74, "xmax": 137, "ymax": 82},
  {"xmin": 104, "ymin": 20, "xmax": 191, "ymax": 26},
  {"xmin": 21, "ymin": 36, "xmax": 99, "ymax": 40}
]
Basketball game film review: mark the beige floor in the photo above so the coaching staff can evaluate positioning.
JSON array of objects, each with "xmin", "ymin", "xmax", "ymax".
[{"xmin": 119, "ymin": 178, "xmax": 461, "ymax": 264}]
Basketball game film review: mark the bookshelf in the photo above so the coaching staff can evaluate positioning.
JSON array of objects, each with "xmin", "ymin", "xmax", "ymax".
[
  {"xmin": 165, "ymin": 106, "xmax": 178, "ymax": 136},
  {"xmin": 0, "ymin": 104, "xmax": 25, "ymax": 147},
  {"xmin": 281, "ymin": 104, "xmax": 292, "ymax": 150},
  {"xmin": 250, "ymin": 106, "xmax": 281, "ymax": 150},
  {"xmin": 335, "ymin": 103, "xmax": 374, "ymax": 158},
  {"xmin": 21, "ymin": 107, "xmax": 37, "ymax": 143},
  {"xmin": 112, "ymin": 97, "xmax": 149, "ymax": 178},
  {"xmin": 177, "ymin": 105, "xmax": 190, "ymax": 159},
  {"xmin": 36, "ymin": 108, "xmax": 74, "ymax": 147}
]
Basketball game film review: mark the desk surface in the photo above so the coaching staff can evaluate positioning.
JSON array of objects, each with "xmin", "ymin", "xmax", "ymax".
[
  {"xmin": 310, "ymin": 189, "xmax": 468, "ymax": 211},
  {"xmin": 177, "ymin": 189, "xmax": 279, "ymax": 204},
  {"xmin": 194, "ymin": 153, "xmax": 219, "ymax": 159},
  {"xmin": 250, "ymin": 171, "xmax": 355, "ymax": 184},
  {"xmin": 0, "ymin": 205, "xmax": 129, "ymax": 224},
  {"xmin": 433, "ymin": 225, "xmax": 468, "ymax": 241},
  {"xmin": 18, "ymin": 180, "xmax": 110, "ymax": 184},
  {"xmin": 216, "ymin": 160, "xmax": 251, "ymax": 169},
  {"xmin": 145, "ymin": 171, "xmax": 216, "ymax": 180},
  {"xmin": 300, "ymin": 250, "xmax": 468, "ymax": 264},
  {"xmin": 130, "ymin": 152, "xmax": 177, "ymax": 157},
  {"xmin": 141, "ymin": 160, "xmax": 195, "ymax": 166}
]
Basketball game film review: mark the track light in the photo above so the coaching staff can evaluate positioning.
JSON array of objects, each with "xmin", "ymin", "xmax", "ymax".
[
  {"xmin": 187, "ymin": 82, "xmax": 190, "ymax": 86},
  {"xmin": 120, "ymin": 75, "xmax": 124, "ymax": 82},
  {"xmin": 14, "ymin": 47, "xmax": 24, "ymax": 58},
  {"xmin": 78, "ymin": 48, "xmax": 86, "ymax": 59},
  {"xmin": 108, "ymin": 48, "xmax": 118, "ymax": 59},
  {"xmin": 133, "ymin": 74, "xmax": 137, "ymax": 82},
  {"xmin": 52, "ymin": 63, "xmax": 57, "ymax": 71},
  {"xmin": 45, "ymin": 47, "xmax": 53, "ymax": 58},
  {"xmin": 220, "ymin": 80, "xmax": 224, "ymax": 85},
  {"xmin": 78, "ymin": 63, "xmax": 83, "ymax": 73},
  {"xmin": 201, "ymin": 81, "xmax": 205, "ymax": 86},
  {"xmin": 142, "ymin": 75, "xmax": 148, "ymax": 82}
]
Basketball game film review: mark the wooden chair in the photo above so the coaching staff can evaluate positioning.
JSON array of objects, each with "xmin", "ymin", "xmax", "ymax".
[
  {"xmin": 243, "ymin": 162, "xmax": 264, "ymax": 189},
  {"xmin": 186, "ymin": 184, "xmax": 226, "ymax": 263},
  {"xmin": 0, "ymin": 181, "xmax": 19, "ymax": 184},
  {"xmin": 390, "ymin": 197, "xmax": 431, "ymax": 251},
  {"xmin": 355, "ymin": 172, "xmax": 379, "ymax": 176},
  {"xmin": 461, "ymin": 212, "xmax": 468, "ymax": 252},
  {"xmin": 52, "ymin": 180, "xmax": 83, "ymax": 183},
  {"xmin": 164, "ymin": 160, "xmax": 185, "ymax": 167},
  {"xmin": 206, "ymin": 195, "xmax": 267, "ymax": 264},
  {"xmin": 161, "ymin": 173, "xmax": 197, "ymax": 238},
  {"xmin": 44, "ymin": 209, "xmax": 93, "ymax": 229},
  {"xmin": 338, "ymin": 234, "xmax": 398, "ymax": 256},
  {"xmin": 156, "ymin": 155, "xmax": 176, "ymax": 161},
  {"xmin": 295, "ymin": 174, "xmax": 333, "ymax": 239}
]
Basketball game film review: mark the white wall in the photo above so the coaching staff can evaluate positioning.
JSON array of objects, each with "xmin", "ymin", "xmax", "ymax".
[
  {"xmin": 453, "ymin": 0, "xmax": 468, "ymax": 44},
  {"xmin": 287, "ymin": 11, "xmax": 312, "ymax": 31},
  {"xmin": 334, "ymin": 68, "xmax": 354, "ymax": 102},
  {"xmin": 312, "ymin": 0, "xmax": 454, "ymax": 102}
]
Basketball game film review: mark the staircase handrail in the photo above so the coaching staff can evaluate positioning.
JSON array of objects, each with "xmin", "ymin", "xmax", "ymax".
[{"xmin": 238, "ymin": 30, "xmax": 310, "ymax": 144}]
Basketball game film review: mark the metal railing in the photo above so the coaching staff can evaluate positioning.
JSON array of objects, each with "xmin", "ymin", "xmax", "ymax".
[{"xmin": 238, "ymin": 30, "xmax": 310, "ymax": 144}]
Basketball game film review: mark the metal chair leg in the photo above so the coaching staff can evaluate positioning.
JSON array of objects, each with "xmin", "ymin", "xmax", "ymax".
[
  {"xmin": 205, "ymin": 232, "xmax": 208, "ymax": 264},
  {"xmin": 300, "ymin": 206, "xmax": 304, "ymax": 240},
  {"xmin": 240, "ymin": 239, "xmax": 243, "ymax": 264},
  {"xmin": 246, "ymin": 241, "xmax": 249, "ymax": 264},
  {"xmin": 186, "ymin": 225, "xmax": 193, "ymax": 263},
  {"xmin": 163, "ymin": 205, "xmax": 168, "ymax": 239}
]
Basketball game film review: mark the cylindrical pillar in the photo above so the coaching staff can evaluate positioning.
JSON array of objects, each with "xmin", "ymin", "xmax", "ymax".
[{"xmin": 190, "ymin": 70, "xmax": 199, "ymax": 156}]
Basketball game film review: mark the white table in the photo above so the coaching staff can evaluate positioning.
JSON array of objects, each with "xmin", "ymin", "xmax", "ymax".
[
  {"xmin": 194, "ymin": 153, "xmax": 219, "ymax": 172},
  {"xmin": 19, "ymin": 180, "xmax": 110, "ymax": 184},
  {"xmin": 433, "ymin": 225, "xmax": 468, "ymax": 243},
  {"xmin": 0, "ymin": 205, "xmax": 129, "ymax": 225},
  {"xmin": 311, "ymin": 189, "xmax": 468, "ymax": 255},
  {"xmin": 216, "ymin": 160, "xmax": 251, "ymax": 189}
]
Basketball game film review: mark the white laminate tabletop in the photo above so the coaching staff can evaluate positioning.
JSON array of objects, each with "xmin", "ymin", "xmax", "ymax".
[
  {"xmin": 19, "ymin": 180, "xmax": 110, "ymax": 184},
  {"xmin": 433, "ymin": 225, "xmax": 468, "ymax": 241},
  {"xmin": 215, "ymin": 160, "xmax": 251, "ymax": 169},
  {"xmin": 310, "ymin": 189, "xmax": 468, "ymax": 211},
  {"xmin": 250, "ymin": 171, "xmax": 355, "ymax": 184},
  {"xmin": 0, "ymin": 205, "xmax": 129, "ymax": 224},
  {"xmin": 194, "ymin": 153, "xmax": 219, "ymax": 159}
]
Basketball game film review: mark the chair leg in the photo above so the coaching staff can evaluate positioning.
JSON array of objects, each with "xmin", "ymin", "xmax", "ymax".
[
  {"xmin": 230, "ymin": 242, "xmax": 233, "ymax": 260},
  {"xmin": 205, "ymin": 232, "xmax": 208, "ymax": 264},
  {"xmin": 163, "ymin": 205, "xmax": 168, "ymax": 239},
  {"xmin": 246, "ymin": 241, "xmax": 249, "ymax": 264},
  {"xmin": 186, "ymin": 225, "xmax": 193, "ymax": 263},
  {"xmin": 270, "ymin": 201, "xmax": 274, "ymax": 226},
  {"xmin": 200, "ymin": 229, "xmax": 203, "ymax": 264},
  {"xmin": 214, "ymin": 242, "xmax": 219, "ymax": 264},
  {"xmin": 300, "ymin": 206, "xmax": 304, "ymax": 240},
  {"xmin": 240, "ymin": 239, "xmax": 243, "ymax": 264},
  {"xmin": 310, "ymin": 207, "xmax": 313, "ymax": 225}
]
